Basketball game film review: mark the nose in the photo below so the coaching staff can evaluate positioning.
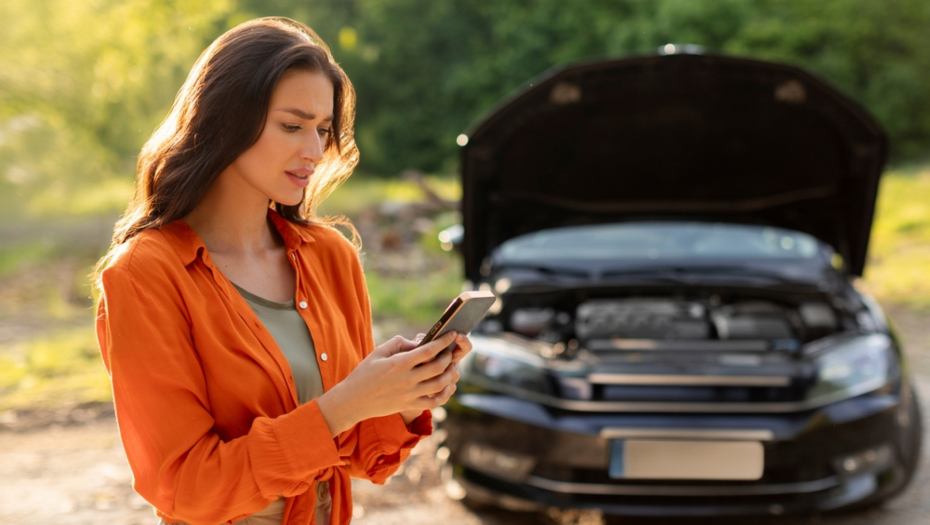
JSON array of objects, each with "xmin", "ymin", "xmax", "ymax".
[{"xmin": 299, "ymin": 133, "xmax": 325, "ymax": 164}]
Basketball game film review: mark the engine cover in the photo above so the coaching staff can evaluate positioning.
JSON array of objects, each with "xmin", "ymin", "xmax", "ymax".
[{"xmin": 575, "ymin": 298, "xmax": 708, "ymax": 341}]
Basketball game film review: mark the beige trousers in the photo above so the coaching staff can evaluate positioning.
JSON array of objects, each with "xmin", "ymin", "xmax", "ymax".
[{"xmin": 155, "ymin": 481, "xmax": 331, "ymax": 525}]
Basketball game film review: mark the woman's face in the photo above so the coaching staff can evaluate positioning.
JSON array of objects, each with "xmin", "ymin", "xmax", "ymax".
[{"xmin": 223, "ymin": 69, "xmax": 335, "ymax": 207}]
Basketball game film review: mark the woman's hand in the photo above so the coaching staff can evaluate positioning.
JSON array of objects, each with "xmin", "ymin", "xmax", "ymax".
[
  {"xmin": 413, "ymin": 331, "xmax": 473, "ymax": 367},
  {"xmin": 398, "ymin": 331, "xmax": 473, "ymax": 424},
  {"xmin": 317, "ymin": 331, "xmax": 472, "ymax": 436}
]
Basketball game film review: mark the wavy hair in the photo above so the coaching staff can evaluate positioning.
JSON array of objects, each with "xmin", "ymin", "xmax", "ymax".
[{"xmin": 96, "ymin": 17, "xmax": 359, "ymax": 283}]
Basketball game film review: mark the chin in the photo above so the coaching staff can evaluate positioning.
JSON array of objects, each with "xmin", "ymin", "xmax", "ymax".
[{"xmin": 273, "ymin": 193, "xmax": 305, "ymax": 209}]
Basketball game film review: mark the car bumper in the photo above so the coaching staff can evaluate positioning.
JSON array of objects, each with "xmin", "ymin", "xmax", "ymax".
[{"xmin": 443, "ymin": 386, "xmax": 916, "ymax": 517}]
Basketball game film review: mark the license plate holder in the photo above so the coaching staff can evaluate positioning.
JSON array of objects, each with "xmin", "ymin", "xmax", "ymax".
[{"xmin": 609, "ymin": 439, "xmax": 764, "ymax": 480}]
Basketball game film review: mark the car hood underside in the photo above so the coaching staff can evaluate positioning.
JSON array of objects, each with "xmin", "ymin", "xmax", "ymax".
[{"xmin": 460, "ymin": 53, "xmax": 887, "ymax": 281}]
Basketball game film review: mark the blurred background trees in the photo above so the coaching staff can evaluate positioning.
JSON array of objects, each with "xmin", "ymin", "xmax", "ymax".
[
  {"xmin": 1, "ymin": 0, "xmax": 929, "ymax": 414},
  {"xmin": 2, "ymin": 0, "xmax": 929, "ymax": 212}
]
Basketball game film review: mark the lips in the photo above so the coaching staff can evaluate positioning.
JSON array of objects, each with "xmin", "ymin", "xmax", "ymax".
[{"xmin": 285, "ymin": 167, "xmax": 314, "ymax": 188}]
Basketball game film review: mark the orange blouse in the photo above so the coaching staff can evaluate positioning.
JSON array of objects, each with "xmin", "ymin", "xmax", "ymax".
[{"xmin": 95, "ymin": 211, "xmax": 431, "ymax": 525}]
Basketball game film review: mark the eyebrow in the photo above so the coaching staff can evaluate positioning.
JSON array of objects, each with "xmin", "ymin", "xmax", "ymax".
[{"xmin": 276, "ymin": 108, "xmax": 334, "ymax": 121}]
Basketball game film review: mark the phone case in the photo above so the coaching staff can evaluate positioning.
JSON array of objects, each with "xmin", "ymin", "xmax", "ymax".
[{"xmin": 420, "ymin": 291, "xmax": 496, "ymax": 347}]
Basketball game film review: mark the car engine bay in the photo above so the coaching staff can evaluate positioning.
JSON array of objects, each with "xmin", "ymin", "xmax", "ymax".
[{"xmin": 478, "ymin": 287, "xmax": 864, "ymax": 357}]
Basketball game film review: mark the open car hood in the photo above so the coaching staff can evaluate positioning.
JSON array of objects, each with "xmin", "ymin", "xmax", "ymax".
[{"xmin": 459, "ymin": 53, "xmax": 887, "ymax": 281}]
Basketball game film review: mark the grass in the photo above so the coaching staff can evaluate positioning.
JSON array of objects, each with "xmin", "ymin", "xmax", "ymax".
[
  {"xmin": 862, "ymin": 166, "xmax": 930, "ymax": 309},
  {"xmin": 365, "ymin": 259, "xmax": 464, "ymax": 329},
  {"xmin": 27, "ymin": 176, "xmax": 135, "ymax": 216},
  {"xmin": 316, "ymin": 173, "xmax": 461, "ymax": 218},
  {"xmin": 0, "ymin": 328, "xmax": 111, "ymax": 412},
  {"xmin": 0, "ymin": 241, "xmax": 55, "ymax": 277}
]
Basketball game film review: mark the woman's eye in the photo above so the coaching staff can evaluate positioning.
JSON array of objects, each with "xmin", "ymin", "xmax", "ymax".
[
  {"xmin": 283, "ymin": 124, "xmax": 302, "ymax": 132},
  {"xmin": 318, "ymin": 127, "xmax": 333, "ymax": 137}
]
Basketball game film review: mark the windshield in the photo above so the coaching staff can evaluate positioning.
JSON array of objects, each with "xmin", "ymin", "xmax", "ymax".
[{"xmin": 496, "ymin": 222, "xmax": 823, "ymax": 263}]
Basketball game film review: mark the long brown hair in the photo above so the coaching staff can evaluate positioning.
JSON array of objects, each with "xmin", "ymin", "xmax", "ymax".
[{"xmin": 97, "ymin": 17, "xmax": 358, "ymax": 279}]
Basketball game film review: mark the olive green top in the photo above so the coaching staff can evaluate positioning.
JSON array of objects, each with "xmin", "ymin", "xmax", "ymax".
[{"xmin": 231, "ymin": 282, "xmax": 325, "ymax": 405}]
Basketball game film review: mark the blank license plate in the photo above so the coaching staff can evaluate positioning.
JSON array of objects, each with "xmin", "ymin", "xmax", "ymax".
[{"xmin": 609, "ymin": 439, "xmax": 764, "ymax": 480}]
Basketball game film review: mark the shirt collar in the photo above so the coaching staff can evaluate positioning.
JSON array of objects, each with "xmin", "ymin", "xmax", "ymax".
[
  {"xmin": 163, "ymin": 209, "xmax": 316, "ymax": 267},
  {"xmin": 268, "ymin": 209, "xmax": 317, "ymax": 250}
]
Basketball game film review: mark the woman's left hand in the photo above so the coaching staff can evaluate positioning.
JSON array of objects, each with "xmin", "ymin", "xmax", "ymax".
[
  {"xmin": 413, "ymin": 332, "xmax": 472, "ymax": 365},
  {"xmin": 399, "ymin": 332, "xmax": 472, "ymax": 424}
]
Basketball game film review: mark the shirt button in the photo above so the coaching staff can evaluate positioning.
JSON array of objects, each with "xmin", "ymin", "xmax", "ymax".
[
  {"xmin": 299, "ymin": 301, "xmax": 308, "ymax": 309},
  {"xmin": 320, "ymin": 353, "xmax": 328, "ymax": 362}
]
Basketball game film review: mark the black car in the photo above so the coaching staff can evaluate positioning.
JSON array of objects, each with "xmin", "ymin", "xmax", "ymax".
[{"xmin": 441, "ymin": 50, "xmax": 923, "ymax": 517}]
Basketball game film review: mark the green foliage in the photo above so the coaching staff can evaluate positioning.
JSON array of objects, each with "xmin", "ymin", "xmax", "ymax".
[
  {"xmin": 0, "ymin": 0, "xmax": 232, "ymax": 216},
  {"xmin": 327, "ymin": 0, "xmax": 930, "ymax": 173},
  {"xmin": 3, "ymin": 0, "xmax": 929, "ymax": 196},
  {"xmin": 723, "ymin": 0, "xmax": 930, "ymax": 159},
  {"xmin": 1, "ymin": 0, "xmax": 929, "ymax": 413}
]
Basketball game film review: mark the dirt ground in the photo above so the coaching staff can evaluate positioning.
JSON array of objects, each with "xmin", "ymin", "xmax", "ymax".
[{"xmin": 1, "ymin": 307, "xmax": 928, "ymax": 525}]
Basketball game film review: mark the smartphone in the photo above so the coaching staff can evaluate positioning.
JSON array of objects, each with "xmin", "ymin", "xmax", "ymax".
[{"xmin": 417, "ymin": 290, "xmax": 496, "ymax": 349}]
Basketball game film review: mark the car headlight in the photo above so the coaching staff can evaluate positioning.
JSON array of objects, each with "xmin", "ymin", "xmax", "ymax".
[
  {"xmin": 806, "ymin": 334, "xmax": 897, "ymax": 401},
  {"xmin": 460, "ymin": 336, "xmax": 554, "ymax": 397},
  {"xmin": 460, "ymin": 442, "xmax": 537, "ymax": 482}
]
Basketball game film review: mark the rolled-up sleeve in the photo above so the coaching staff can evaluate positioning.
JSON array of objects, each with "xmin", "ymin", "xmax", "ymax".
[{"xmin": 336, "ymin": 410, "xmax": 432, "ymax": 483}]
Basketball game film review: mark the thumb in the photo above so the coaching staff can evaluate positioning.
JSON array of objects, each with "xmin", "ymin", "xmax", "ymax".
[{"xmin": 375, "ymin": 335, "xmax": 417, "ymax": 357}]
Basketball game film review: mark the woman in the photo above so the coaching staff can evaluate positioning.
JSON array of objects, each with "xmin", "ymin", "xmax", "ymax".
[{"xmin": 94, "ymin": 17, "xmax": 470, "ymax": 525}]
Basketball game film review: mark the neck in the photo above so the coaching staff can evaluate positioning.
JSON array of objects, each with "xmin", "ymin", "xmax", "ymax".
[{"xmin": 184, "ymin": 173, "xmax": 279, "ymax": 255}]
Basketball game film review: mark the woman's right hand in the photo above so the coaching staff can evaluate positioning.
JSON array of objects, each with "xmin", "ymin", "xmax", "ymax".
[{"xmin": 316, "ymin": 331, "xmax": 460, "ymax": 436}]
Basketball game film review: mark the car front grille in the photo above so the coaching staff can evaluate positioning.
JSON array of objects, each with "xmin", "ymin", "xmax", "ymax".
[{"xmin": 590, "ymin": 384, "xmax": 805, "ymax": 403}]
